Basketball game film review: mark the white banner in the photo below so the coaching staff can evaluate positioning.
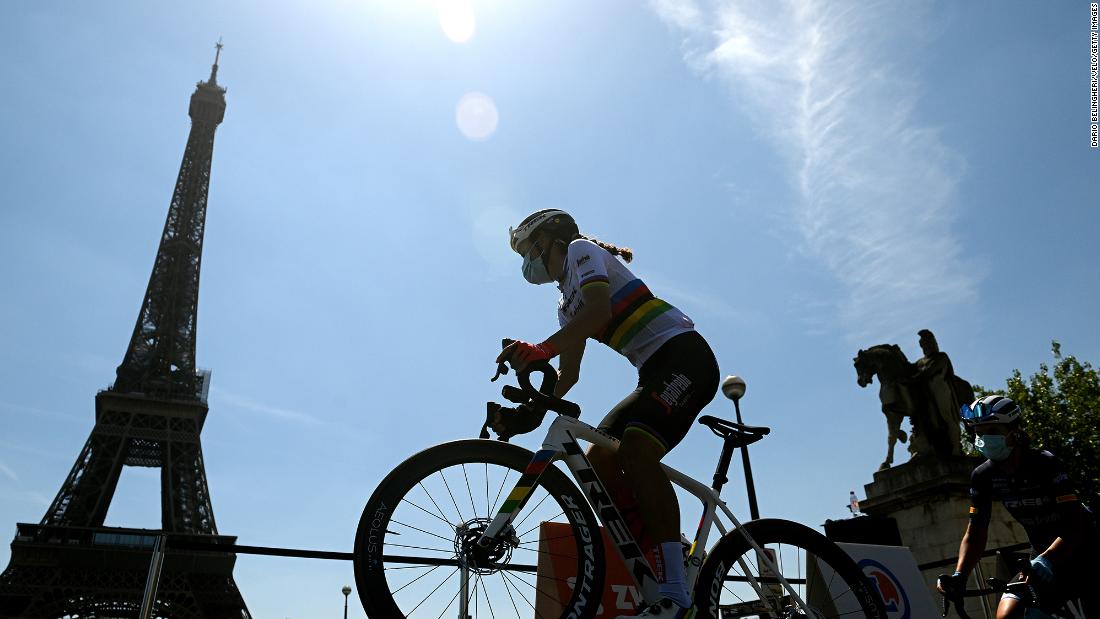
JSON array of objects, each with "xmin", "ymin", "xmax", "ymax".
[{"xmin": 831, "ymin": 543, "xmax": 939, "ymax": 619}]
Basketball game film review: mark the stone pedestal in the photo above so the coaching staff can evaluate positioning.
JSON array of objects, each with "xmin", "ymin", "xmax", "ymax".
[{"xmin": 859, "ymin": 456, "xmax": 1029, "ymax": 618}]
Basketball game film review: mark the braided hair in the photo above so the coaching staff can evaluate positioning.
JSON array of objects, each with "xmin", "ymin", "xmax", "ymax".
[{"xmin": 577, "ymin": 234, "xmax": 633, "ymax": 263}]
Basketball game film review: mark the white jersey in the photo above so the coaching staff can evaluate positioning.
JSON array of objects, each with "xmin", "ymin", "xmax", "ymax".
[{"xmin": 557, "ymin": 239, "xmax": 694, "ymax": 368}]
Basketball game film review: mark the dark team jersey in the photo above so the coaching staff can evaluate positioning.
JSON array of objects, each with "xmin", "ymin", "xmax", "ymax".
[{"xmin": 969, "ymin": 449, "xmax": 1098, "ymax": 553}]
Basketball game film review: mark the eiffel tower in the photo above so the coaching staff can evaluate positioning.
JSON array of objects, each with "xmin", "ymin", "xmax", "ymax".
[{"xmin": 0, "ymin": 43, "xmax": 251, "ymax": 619}]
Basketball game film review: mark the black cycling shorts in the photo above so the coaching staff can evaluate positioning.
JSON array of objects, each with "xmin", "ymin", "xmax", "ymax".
[{"xmin": 597, "ymin": 331, "xmax": 720, "ymax": 454}]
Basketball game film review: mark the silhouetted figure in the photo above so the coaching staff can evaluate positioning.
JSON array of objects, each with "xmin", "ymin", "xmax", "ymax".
[{"xmin": 910, "ymin": 330, "xmax": 975, "ymax": 457}]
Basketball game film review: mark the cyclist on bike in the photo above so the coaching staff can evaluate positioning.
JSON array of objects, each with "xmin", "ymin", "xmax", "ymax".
[
  {"xmin": 937, "ymin": 395, "xmax": 1098, "ymax": 618},
  {"xmin": 495, "ymin": 209, "xmax": 719, "ymax": 617}
]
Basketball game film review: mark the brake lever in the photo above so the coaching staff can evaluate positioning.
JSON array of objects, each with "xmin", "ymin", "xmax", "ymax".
[
  {"xmin": 938, "ymin": 591, "xmax": 970, "ymax": 619},
  {"xmin": 491, "ymin": 338, "xmax": 517, "ymax": 382},
  {"xmin": 937, "ymin": 573, "xmax": 970, "ymax": 619},
  {"xmin": 952, "ymin": 596, "xmax": 970, "ymax": 619}
]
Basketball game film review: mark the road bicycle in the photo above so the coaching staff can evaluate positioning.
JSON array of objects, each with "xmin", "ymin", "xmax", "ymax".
[
  {"xmin": 939, "ymin": 567, "xmax": 1088, "ymax": 619},
  {"xmin": 354, "ymin": 359, "xmax": 887, "ymax": 618}
]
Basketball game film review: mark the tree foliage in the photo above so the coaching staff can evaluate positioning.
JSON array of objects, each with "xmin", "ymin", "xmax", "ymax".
[{"xmin": 972, "ymin": 342, "xmax": 1100, "ymax": 511}]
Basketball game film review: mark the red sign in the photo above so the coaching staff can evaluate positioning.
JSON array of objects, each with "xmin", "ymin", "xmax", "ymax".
[{"xmin": 535, "ymin": 522, "xmax": 658, "ymax": 617}]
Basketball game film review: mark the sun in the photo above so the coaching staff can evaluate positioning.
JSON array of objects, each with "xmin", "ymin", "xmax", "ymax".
[{"xmin": 437, "ymin": 0, "xmax": 475, "ymax": 43}]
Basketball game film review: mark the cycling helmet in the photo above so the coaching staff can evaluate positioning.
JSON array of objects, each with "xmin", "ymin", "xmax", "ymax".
[
  {"xmin": 960, "ymin": 395, "xmax": 1021, "ymax": 427},
  {"xmin": 508, "ymin": 209, "xmax": 577, "ymax": 253}
]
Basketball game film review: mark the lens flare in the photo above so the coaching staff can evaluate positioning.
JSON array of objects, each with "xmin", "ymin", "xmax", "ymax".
[{"xmin": 455, "ymin": 92, "xmax": 499, "ymax": 141}]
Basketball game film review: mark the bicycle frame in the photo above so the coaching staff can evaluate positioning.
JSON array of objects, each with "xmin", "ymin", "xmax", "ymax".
[{"xmin": 475, "ymin": 412, "xmax": 812, "ymax": 614}]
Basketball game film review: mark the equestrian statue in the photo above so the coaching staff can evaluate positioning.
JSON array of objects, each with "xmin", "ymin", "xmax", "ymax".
[{"xmin": 854, "ymin": 330, "xmax": 974, "ymax": 470}]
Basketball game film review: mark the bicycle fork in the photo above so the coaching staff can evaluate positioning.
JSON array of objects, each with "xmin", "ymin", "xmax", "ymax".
[
  {"xmin": 467, "ymin": 447, "xmax": 557, "ymax": 618},
  {"xmin": 475, "ymin": 423, "xmax": 662, "ymax": 606}
]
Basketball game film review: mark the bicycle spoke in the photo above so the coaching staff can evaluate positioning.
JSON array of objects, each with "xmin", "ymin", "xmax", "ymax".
[
  {"xmin": 392, "ymin": 564, "xmax": 444, "ymax": 595},
  {"xmin": 497, "ymin": 571, "xmax": 523, "ymax": 618},
  {"xmin": 499, "ymin": 569, "xmax": 539, "ymax": 613},
  {"xmin": 360, "ymin": 442, "xmax": 601, "ymax": 619},
  {"xmin": 511, "ymin": 545, "xmax": 581, "ymax": 564},
  {"xmin": 419, "ymin": 481, "xmax": 456, "ymax": 529},
  {"xmin": 508, "ymin": 567, "xmax": 572, "ymax": 605},
  {"xmin": 721, "ymin": 581, "xmax": 749, "ymax": 607},
  {"xmin": 433, "ymin": 577, "xmax": 463, "ymax": 619},
  {"xmin": 402, "ymin": 496, "xmax": 457, "ymax": 531},
  {"xmin": 438, "ymin": 470, "xmax": 467, "ymax": 524},
  {"xmin": 515, "ymin": 530, "xmax": 584, "ymax": 546},
  {"xmin": 390, "ymin": 518, "xmax": 457, "ymax": 545},
  {"xmin": 405, "ymin": 567, "xmax": 458, "ymax": 617},
  {"xmin": 716, "ymin": 542, "xmax": 876, "ymax": 619},
  {"xmin": 462, "ymin": 463, "xmax": 477, "ymax": 520},
  {"xmin": 460, "ymin": 572, "xmax": 485, "ymax": 619},
  {"xmin": 473, "ymin": 573, "xmax": 480, "ymax": 619},
  {"xmin": 387, "ymin": 542, "xmax": 455, "ymax": 555},
  {"xmin": 512, "ymin": 490, "xmax": 553, "ymax": 530},
  {"xmin": 796, "ymin": 543, "xmax": 803, "ymax": 601},
  {"xmin": 517, "ymin": 513, "xmax": 566, "ymax": 540},
  {"xmin": 482, "ymin": 574, "xmax": 500, "ymax": 619},
  {"xmin": 490, "ymin": 467, "xmax": 512, "ymax": 514},
  {"xmin": 505, "ymin": 567, "xmax": 578, "ymax": 619}
]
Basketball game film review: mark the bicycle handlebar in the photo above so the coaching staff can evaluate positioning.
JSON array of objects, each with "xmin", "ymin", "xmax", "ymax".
[
  {"xmin": 940, "ymin": 583, "xmax": 990, "ymax": 619},
  {"xmin": 479, "ymin": 340, "xmax": 582, "ymax": 442},
  {"xmin": 939, "ymin": 560, "xmax": 1035, "ymax": 618},
  {"xmin": 515, "ymin": 362, "xmax": 581, "ymax": 418},
  {"xmin": 494, "ymin": 338, "xmax": 581, "ymax": 418}
]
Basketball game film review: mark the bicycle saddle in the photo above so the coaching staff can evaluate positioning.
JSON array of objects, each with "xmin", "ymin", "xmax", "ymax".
[{"xmin": 698, "ymin": 415, "xmax": 770, "ymax": 448}]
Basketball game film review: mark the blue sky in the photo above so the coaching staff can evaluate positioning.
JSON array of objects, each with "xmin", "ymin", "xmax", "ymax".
[{"xmin": 1, "ymin": 1, "xmax": 1098, "ymax": 616}]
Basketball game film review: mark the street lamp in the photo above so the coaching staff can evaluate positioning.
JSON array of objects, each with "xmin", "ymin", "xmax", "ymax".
[
  {"xmin": 341, "ymin": 585, "xmax": 352, "ymax": 619},
  {"xmin": 721, "ymin": 375, "xmax": 761, "ymax": 520}
]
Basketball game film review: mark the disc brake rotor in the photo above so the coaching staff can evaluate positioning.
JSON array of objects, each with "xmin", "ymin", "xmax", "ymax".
[{"xmin": 454, "ymin": 518, "xmax": 519, "ymax": 575}]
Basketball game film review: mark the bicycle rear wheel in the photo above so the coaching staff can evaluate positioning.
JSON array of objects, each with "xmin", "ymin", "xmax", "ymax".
[
  {"xmin": 354, "ymin": 439, "xmax": 606, "ymax": 619},
  {"xmin": 694, "ymin": 518, "xmax": 887, "ymax": 619}
]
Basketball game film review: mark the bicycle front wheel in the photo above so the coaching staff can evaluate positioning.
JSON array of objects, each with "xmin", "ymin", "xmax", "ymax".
[
  {"xmin": 694, "ymin": 518, "xmax": 887, "ymax": 619},
  {"xmin": 354, "ymin": 439, "xmax": 606, "ymax": 619}
]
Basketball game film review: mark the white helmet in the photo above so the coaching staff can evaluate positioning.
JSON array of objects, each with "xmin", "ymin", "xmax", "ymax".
[
  {"xmin": 960, "ymin": 395, "xmax": 1021, "ymax": 427},
  {"xmin": 508, "ymin": 209, "xmax": 575, "ymax": 253}
]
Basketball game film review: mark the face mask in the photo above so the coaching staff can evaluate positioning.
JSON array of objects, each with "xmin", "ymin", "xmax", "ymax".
[
  {"xmin": 521, "ymin": 247, "xmax": 553, "ymax": 284},
  {"xmin": 975, "ymin": 434, "xmax": 1013, "ymax": 461}
]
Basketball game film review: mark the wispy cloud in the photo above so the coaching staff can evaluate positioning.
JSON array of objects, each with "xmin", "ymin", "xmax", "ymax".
[
  {"xmin": 212, "ymin": 388, "xmax": 321, "ymax": 425},
  {"xmin": 0, "ymin": 460, "xmax": 18, "ymax": 482},
  {"xmin": 0, "ymin": 489, "xmax": 52, "ymax": 509},
  {"xmin": 0, "ymin": 399, "xmax": 81, "ymax": 422},
  {"xmin": 0, "ymin": 440, "xmax": 68, "ymax": 463},
  {"xmin": 646, "ymin": 272, "xmax": 758, "ymax": 324},
  {"xmin": 651, "ymin": 0, "xmax": 978, "ymax": 341}
]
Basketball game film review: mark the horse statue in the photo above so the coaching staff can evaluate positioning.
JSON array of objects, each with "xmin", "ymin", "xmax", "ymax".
[{"xmin": 854, "ymin": 345, "xmax": 933, "ymax": 470}]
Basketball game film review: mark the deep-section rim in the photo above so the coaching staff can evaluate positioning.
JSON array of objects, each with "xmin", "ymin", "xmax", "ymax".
[
  {"xmin": 693, "ymin": 518, "xmax": 888, "ymax": 619},
  {"xmin": 353, "ymin": 438, "xmax": 606, "ymax": 619}
]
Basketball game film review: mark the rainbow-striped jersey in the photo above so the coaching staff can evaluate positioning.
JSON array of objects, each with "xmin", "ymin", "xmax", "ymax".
[{"xmin": 557, "ymin": 239, "xmax": 694, "ymax": 368}]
